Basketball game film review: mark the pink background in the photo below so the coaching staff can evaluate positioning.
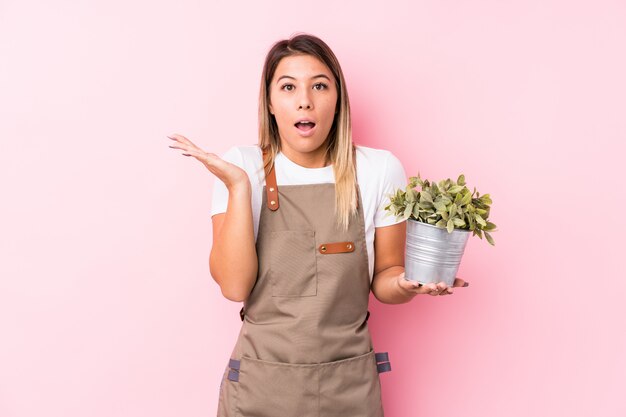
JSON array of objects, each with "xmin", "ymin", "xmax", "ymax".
[{"xmin": 1, "ymin": 1, "xmax": 624, "ymax": 416}]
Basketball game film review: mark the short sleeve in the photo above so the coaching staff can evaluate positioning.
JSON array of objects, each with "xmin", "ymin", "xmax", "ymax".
[
  {"xmin": 374, "ymin": 151, "xmax": 408, "ymax": 227},
  {"xmin": 210, "ymin": 147, "xmax": 243, "ymax": 217}
]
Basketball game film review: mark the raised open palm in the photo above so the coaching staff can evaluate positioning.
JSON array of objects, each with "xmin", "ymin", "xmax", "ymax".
[{"xmin": 167, "ymin": 133, "xmax": 249, "ymax": 189}]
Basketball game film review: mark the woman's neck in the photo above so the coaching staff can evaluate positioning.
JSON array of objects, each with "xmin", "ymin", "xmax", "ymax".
[{"xmin": 280, "ymin": 146, "xmax": 330, "ymax": 169}]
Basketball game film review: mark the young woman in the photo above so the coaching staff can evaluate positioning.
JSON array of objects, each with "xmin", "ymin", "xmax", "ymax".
[{"xmin": 168, "ymin": 33, "xmax": 468, "ymax": 417}]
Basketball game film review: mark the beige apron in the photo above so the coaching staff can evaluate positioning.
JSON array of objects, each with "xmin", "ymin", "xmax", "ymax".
[{"xmin": 217, "ymin": 152, "xmax": 392, "ymax": 417}]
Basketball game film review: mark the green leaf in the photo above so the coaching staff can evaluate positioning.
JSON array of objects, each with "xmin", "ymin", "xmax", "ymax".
[
  {"xmin": 448, "ymin": 185, "xmax": 464, "ymax": 194},
  {"xmin": 485, "ymin": 232, "xmax": 495, "ymax": 246},
  {"xmin": 449, "ymin": 203, "xmax": 457, "ymax": 217},
  {"xmin": 404, "ymin": 202, "xmax": 414, "ymax": 219},
  {"xmin": 420, "ymin": 190, "xmax": 433, "ymax": 203},
  {"xmin": 427, "ymin": 217, "xmax": 437, "ymax": 224},
  {"xmin": 412, "ymin": 203, "xmax": 421, "ymax": 219},
  {"xmin": 480, "ymin": 194, "xmax": 492, "ymax": 205},
  {"xmin": 434, "ymin": 201, "xmax": 447, "ymax": 212},
  {"xmin": 475, "ymin": 214, "xmax": 487, "ymax": 227},
  {"xmin": 418, "ymin": 201, "xmax": 434, "ymax": 209},
  {"xmin": 446, "ymin": 219, "xmax": 454, "ymax": 233},
  {"xmin": 466, "ymin": 213, "xmax": 475, "ymax": 230},
  {"xmin": 405, "ymin": 188, "xmax": 417, "ymax": 203},
  {"xmin": 440, "ymin": 210, "xmax": 449, "ymax": 221},
  {"xmin": 457, "ymin": 174, "xmax": 466, "ymax": 186},
  {"xmin": 453, "ymin": 217, "xmax": 466, "ymax": 227},
  {"xmin": 460, "ymin": 191, "xmax": 472, "ymax": 206},
  {"xmin": 484, "ymin": 221, "xmax": 497, "ymax": 231}
]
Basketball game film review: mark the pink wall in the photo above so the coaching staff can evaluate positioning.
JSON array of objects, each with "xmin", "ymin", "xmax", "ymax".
[{"xmin": 1, "ymin": 1, "xmax": 624, "ymax": 416}]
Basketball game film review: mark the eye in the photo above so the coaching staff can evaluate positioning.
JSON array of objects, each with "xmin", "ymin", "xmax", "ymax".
[
  {"xmin": 280, "ymin": 83, "xmax": 294, "ymax": 91},
  {"xmin": 313, "ymin": 83, "xmax": 328, "ymax": 90}
]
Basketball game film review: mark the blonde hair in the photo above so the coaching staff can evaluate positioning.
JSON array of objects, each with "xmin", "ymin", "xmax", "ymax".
[{"xmin": 256, "ymin": 33, "xmax": 358, "ymax": 232}]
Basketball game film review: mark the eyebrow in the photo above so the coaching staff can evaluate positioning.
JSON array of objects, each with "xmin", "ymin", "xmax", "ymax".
[{"xmin": 276, "ymin": 74, "xmax": 331, "ymax": 83}]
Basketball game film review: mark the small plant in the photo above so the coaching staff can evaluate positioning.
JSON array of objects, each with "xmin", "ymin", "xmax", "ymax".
[{"xmin": 384, "ymin": 173, "xmax": 497, "ymax": 246}]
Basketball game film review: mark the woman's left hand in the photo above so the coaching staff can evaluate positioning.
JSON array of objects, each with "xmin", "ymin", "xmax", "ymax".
[{"xmin": 396, "ymin": 271, "xmax": 469, "ymax": 296}]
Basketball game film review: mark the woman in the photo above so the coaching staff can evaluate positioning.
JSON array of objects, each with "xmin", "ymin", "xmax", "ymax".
[{"xmin": 168, "ymin": 33, "xmax": 468, "ymax": 417}]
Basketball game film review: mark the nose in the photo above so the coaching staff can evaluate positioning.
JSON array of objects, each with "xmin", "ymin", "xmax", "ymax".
[{"xmin": 297, "ymin": 89, "xmax": 313, "ymax": 110}]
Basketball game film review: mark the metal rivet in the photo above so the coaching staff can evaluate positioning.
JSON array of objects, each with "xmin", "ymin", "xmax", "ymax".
[
  {"xmin": 269, "ymin": 187, "xmax": 274, "ymax": 192},
  {"xmin": 347, "ymin": 244, "xmax": 352, "ymax": 249},
  {"xmin": 321, "ymin": 245, "xmax": 327, "ymax": 252},
  {"xmin": 270, "ymin": 200, "xmax": 276, "ymax": 205}
]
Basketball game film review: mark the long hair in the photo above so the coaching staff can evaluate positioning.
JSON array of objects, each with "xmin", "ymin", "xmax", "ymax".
[{"xmin": 257, "ymin": 33, "xmax": 358, "ymax": 232}]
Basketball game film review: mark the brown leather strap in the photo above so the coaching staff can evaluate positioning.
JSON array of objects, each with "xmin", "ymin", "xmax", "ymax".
[
  {"xmin": 262, "ymin": 149, "xmax": 279, "ymax": 211},
  {"xmin": 266, "ymin": 165, "xmax": 279, "ymax": 211},
  {"xmin": 318, "ymin": 241, "xmax": 355, "ymax": 254}
]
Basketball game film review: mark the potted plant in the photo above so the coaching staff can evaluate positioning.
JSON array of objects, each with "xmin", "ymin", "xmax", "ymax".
[{"xmin": 384, "ymin": 173, "xmax": 497, "ymax": 286}]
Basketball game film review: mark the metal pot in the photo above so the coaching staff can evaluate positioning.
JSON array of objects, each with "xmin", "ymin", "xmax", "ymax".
[{"xmin": 404, "ymin": 218, "xmax": 471, "ymax": 286}]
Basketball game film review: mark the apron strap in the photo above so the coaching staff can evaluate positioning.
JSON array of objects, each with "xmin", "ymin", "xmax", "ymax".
[
  {"xmin": 377, "ymin": 362, "xmax": 392, "ymax": 373},
  {"xmin": 375, "ymin": 351, "xmax": 392, "ymax": 373},
  {"xmin": 226, "ymin": 358, "xmax": 241, "ymax": 381},
  {"xmin": 262, "ymin": 149, "xmax": 280, "ymax": 211},
  {"xmin": 227, "ymin": 369, "xmax": 240, "ymax": 382}
]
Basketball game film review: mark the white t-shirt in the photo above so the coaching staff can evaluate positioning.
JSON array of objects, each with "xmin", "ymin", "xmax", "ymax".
[{"xmin": 210, "ymin": 144, "xmax": 408, "ymax": 283}]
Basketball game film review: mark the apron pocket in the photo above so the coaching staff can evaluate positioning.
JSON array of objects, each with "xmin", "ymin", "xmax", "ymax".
[
  {"xmin": 319, "ymin": 349, "xmax": 384, "ymax": 417},
  {"xmin": 269, "ymin": 230, "xmax": 318, "ymax": 297},
  {"xmin": 236, "ymin": 356, "xmax": 319, "ymax": 417}
]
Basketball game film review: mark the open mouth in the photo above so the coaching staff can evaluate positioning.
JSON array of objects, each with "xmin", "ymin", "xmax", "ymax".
[{"xmin": 294, "ymin": 121, "xmax": 316, "ymax": 132}]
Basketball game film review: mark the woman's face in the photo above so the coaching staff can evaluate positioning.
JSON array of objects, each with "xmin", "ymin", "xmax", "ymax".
[{"xmin": 268, "ymin": 54, "xmax": 338, "ymax": 165}]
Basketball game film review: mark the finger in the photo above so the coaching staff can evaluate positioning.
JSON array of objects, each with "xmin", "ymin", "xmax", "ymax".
[
  {"xmin": 168, "ymin": 143, "xmax": 189, "ymax": 151},
  {"xmin": 427, "ymin": 283, "xmax": 440, "ymax": 296},
  {"xmin": 409, "ymin": 282, "xmax": 434, "ymax": 295},
  {"xmin": 179, "ymin": 148, "xmax": 207, "ymax": 159},
  {"xmin": 398, "ymin": 275, "xmax": 416, "ymax": 291},
  {"xmin": 433, "ymin": 281, "xmax": 448, "ymax": 296},
  {"xmin": 168, "ymin": 133, "xmax": 199, "ymax": 149},
  {"xmin": 452, "ymin": 277, "xmax": 470, "ymax": 288},
  {"xmin": 399, "ymin": 275, "xmax": 425, "ymax": 294}
]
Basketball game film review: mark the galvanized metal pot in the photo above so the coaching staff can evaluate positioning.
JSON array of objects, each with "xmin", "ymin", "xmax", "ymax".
[{"xmin": 404, "ymin": 219, "xmax": 471, "ymax": 286}]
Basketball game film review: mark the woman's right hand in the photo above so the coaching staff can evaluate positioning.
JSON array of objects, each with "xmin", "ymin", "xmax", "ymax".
[{"xmin": 167, "ymin": 133, "xmax": 250, "ymax": 190}]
